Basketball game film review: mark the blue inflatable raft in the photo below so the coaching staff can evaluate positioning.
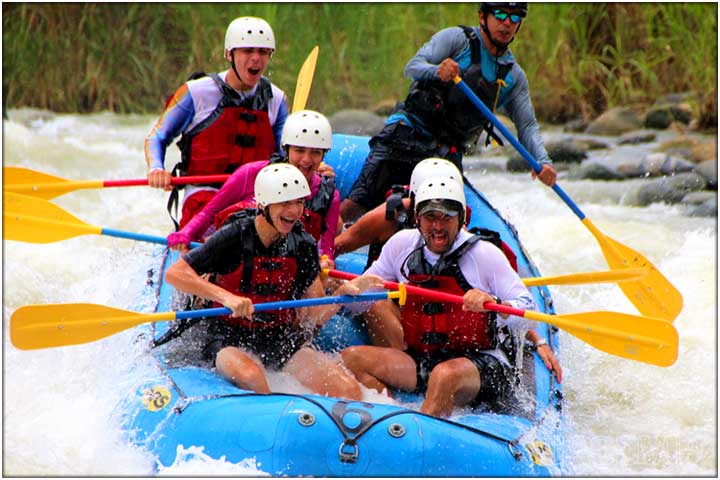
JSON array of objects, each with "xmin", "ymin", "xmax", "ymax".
[{"xmin": 120, "ymin": 134, "xmax": 565, "ymax": 476}]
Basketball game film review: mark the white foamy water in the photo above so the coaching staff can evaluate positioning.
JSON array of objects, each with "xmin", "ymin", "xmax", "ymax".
[{"xmin": 2, "ymin": 111, "xmax": 716, "ymax": 475}]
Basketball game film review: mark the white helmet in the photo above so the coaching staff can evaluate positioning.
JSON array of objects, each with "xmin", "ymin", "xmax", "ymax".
[
  {"xmin": 225, "ymin": 17, "xmax": 275, "ymax": 53},
  {"xmin": 409, "ymin": 157, "xmax": 462, "ymax": 193},
  {"xmin": 281, "ymin": 110, "xmax": 333, "ymax": 150},
  {"xmin": 254, "ymin": 163, "xmax": 310, "ymax": 207},
  {"xmin": 414, "ymin": 176, "xmax": 467, "ymax": 217}
]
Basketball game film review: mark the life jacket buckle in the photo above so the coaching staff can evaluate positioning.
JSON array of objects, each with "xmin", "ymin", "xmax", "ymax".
[{"xmin": 235, "ymin": 134, "xmax": 257, "ymax": 147}]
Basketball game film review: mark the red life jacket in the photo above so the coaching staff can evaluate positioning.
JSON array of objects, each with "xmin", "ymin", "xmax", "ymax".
[
  {"xmin": 212, "ymin": 173, "xmax": 336, "ymax": 244},
  {"xmin": 176, "ymin": 74, "xmax": 276, "ymax": 179},
  {"xmin": 302, "ymin": 175, "xmax": 336, "ymax": 240},
  {"xmin": 210, "ymin": 211, "xmax": 311, "ymax": 329},
  {"xmin": 400, "ymin": 234, "xmax": 499, "ymax": 354}
]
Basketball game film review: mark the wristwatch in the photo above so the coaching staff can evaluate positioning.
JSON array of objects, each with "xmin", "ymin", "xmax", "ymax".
[{"xmin": 534, "ymin": 338, "xmax": 548, "ymax": 349}]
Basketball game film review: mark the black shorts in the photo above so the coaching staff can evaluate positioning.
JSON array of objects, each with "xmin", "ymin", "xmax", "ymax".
[
  {"xmin": 346, "ymin": 122, "xmax": 462, "ymax": 211},
  {"xmin": 412, "ymin": 349, "xmax": 514, "ymax": 408},
  {"xmin": 202, "ymin": 320, "xmax": 311, "ymax": 370}
]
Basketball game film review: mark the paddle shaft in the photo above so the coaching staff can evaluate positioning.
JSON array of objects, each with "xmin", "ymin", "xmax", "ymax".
[
  {"xmin": 10, "ymin": 291, "xmax": 401, "ymax": 350},
  {"xmin": 5, "ymin": 209, "xmax": 202, "ymax": 249},
  {"xmin": 327, "ymin": 269, "xmax": 517, "ymax": 316},
  {"xmin": 521, "ymin": 268, "xmax": 647, "ymax": 287},
  {"xmin": 101, "ymin": 227, "xmax": 202, "ymax": 249},
  {"xmin": 453, "ymin": 77, "xmax": 584, "ymax": 219},
  {"xmin": 176, "ymin": 291, "xmax": 399, "ymax": 320},
  {"xmin": 324, "ymin": 269, "xmax": 677, "ymax": 355},
  {"xmin": 453, "ymin": 77, "xmax": 683, "ymax": 322},
  {"xmin": 6, "ymin": 174, "xmax": 230, "ymax": 196}
]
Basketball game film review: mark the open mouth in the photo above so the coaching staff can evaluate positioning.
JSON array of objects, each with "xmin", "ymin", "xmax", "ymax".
[
  {"xmin": 279, "ymin": 215, "xmax": 297, "ymax": 229},
  {"xmin": 429, "ymin": 230, "xmax": 449, "ymax": 247},
  {"xmin": 248, "ymin": 68, "xmax": 261, "ymax": 76},
  {"xmin": 297, "ymin": 165, "xmax": 314, "ymax": 178}
]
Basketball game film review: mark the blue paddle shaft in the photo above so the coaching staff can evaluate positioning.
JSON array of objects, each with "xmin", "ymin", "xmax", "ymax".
[
  {"xmin": 101, "ymin": 228, "xmax": 202, "ymax": 249},
  {"xmin": 174, "ymin": 291, "xmax": 392, "ymax": 320},
  {"xmin": 454, "ymin": 78, "xmax": 586, "ymax": 220}
]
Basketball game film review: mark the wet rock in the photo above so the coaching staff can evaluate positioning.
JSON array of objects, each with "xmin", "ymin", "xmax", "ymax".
[
  {"xmin": 645, "ymin": 92, "xmax": 696, "ymax": 129},
  {"xmin": 585, "ymin": 107, "xmax": 642, "ymax": 136},
  {"xmin": 545, "ymin": 141, "xmax": 589, "ymax": 163},
  {"xmin": 563, "ymin": 119, "xmax": 588, "ymax": 133},
  {"xmin": 567, "ymin": 162, "xmax": 625, "ymax": 180},
  {"xmin": 644, "ymin": 104, "xmax": 693, "ymax": 129},
  {"xmin": 617, "ymin": 130, "xmax": 657, "ymax": 145},
  {"xmin": 635, "ymin": 172, "xmax": 708, "ymax": 206},
  {"xmin": 617, "ymin": 153, "xmax": 696, "ymax": 178},
  {"xmin": 506, "ymin": 155, "xmax": 530, "ymax": 172},
  {"xmin": 506, "ymin": 139, "xmax": 588, "ymax": 169},
  {"xmin": 688, "ymin": 196, "xmax": 717, "ymax": 217},
  {"xmin": 574, "ymin": 138, "xmax": 611, "ymax": 150},
  {"xmin": 329, "ymin": 109, "xmax": 386, "ymax": 136},
  {"xmin": 691, "ymin": 140, "xmax": 717, "ymax": 163},
  {"xmin": 371, "ymin": 98, "xmax": 399, "ymax": 116},
  {"xmin": 682, "ymin": 191, "xmax": 717, "ymax": 205},
  {"xmin": 695, "ymin": 160, "xmax": 718, "ymax": 189}
]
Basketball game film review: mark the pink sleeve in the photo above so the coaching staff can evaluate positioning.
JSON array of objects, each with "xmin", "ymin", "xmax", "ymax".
[
  {"xmin": 318, "ymin": 189, "xmax": 341, "ymax": 259},
  {"xmin": 175, "ymin": 161, "xmax": 266, "ymax": 241}
]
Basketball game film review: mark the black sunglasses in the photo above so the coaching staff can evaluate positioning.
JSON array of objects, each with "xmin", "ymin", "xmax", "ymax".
[{"xmin": 491, "ymin": 9, "xmax": 523, "ymax": 24}]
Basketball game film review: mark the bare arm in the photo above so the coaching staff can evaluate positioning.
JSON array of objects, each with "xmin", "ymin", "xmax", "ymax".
[
  {"xmin": 335, "ymin": 199, "xmax": 408, "ymax": 255},
  {"xmin": 526, "ymin": 329, "xmax": 563, "ymax": 383},
  {"xmin": 296, "ymin": 274, "xmax": 385, "ymax": 328},
  {"xmin": 165, "ymin": 257, "xmax": 253, "ymax": 318}
]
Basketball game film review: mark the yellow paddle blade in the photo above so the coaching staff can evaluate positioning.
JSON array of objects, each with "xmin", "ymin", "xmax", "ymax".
[
  {"xmin": 582, "ymin": 218, "xmax": 683, "ymax": 322},
  {"xmin": 522, "ymin": 268, "xmax": 648, "ymax": 287},
  {"xmin": 4, "ymin": 166, "xmax": 66, "ymax": 185},
  {"xmin": 292, "ymin": 46, "xmax": 319, "ymax": 113},
  {"xmin": 526, "ymin": 309, "xmax": 678, "ymax": 367},
  {"xmin": 10, "ymin": 303, "xmax": 174, "ymax": 350},
  {"xmin": 3, "ymin": 192, "xmax": 101, "ymax": 243},
  {"xmin": 4, "ymin": 166, "xmax": 103, "ymax": 199},
  {"xmin": 4, "ymin": 191, "xmax": 81, "ymax": 220}
]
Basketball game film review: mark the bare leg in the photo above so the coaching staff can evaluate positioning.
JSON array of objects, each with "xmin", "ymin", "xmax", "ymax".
[
  {"xmin": 339, "ymin": 198, "xmax": 367, "ymax": 225},
  {"xmin": 284, "ymin": 347, "xmax": 362, "ymax": 400},
  {"xmin": 341, "ymin": 345, "xmax": 417, "ymax": 394},
  {"xmin": 215, "ymin": 346, "xmax": 271, "ymax": 394},
  {"xmin": 364, "ymin": 300, "xmax": 405, "ymax": 349},
  {"xmin": 420, "ymin": 358, "xmax": 481, "ymax": 417}
]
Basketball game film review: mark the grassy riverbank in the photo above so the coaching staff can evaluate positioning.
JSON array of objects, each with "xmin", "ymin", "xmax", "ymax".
[{"xmin": 2, "ymin": 3, "xmax": 717, "ymax": 128}]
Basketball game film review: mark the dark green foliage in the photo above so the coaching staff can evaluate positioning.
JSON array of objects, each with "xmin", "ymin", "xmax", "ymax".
[{"xmin": 2, "ymin": 3, "xmax": 716, "ymax": 128}]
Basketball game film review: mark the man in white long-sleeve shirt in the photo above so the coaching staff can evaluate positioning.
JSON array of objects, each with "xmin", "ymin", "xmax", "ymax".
[{"xmin": 341, "ymin": 176, "xmax": 537, "ymax": 417}]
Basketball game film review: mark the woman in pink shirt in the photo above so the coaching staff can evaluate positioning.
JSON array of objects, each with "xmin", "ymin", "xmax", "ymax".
[{"xmin": 167, "ymin": 110, "xmax": 339, "ymax": 259}]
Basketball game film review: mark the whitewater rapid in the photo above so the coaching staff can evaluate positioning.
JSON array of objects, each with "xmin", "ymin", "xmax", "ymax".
[{"xmin": 2, "ymin": 110, "xmax": 716, "ymax": 475}]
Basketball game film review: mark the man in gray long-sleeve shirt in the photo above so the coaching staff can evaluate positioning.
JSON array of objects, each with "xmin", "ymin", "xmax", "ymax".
[{"xmin": 341, "ymin": 2, "xmax": 556, "ymax": 223}]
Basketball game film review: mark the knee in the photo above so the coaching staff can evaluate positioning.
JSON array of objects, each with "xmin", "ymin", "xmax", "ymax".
[
  {"xmin": 340, "ymin": 346, "xmax": 366, "ymax": 372},
  {"xmin": 333, "ymin": 375, "xmax": 363, "ymax": 401},
  {"xmin": 216, "ymin": 347, "xmax": 262, "ymax": 384},
  {"xmin": 428, "ymin": 361, "xmax": 466, "ymax": 391}
]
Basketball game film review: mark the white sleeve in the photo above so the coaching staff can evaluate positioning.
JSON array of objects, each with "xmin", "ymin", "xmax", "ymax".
[{"xmin": 365, "ymin": 231, "xmax": 409, "ymax": 282}]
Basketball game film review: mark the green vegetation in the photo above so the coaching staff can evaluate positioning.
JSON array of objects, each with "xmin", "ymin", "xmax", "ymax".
[{"xmin": 2, "ymin": 3, "xmax": 717, "ymax": 128}]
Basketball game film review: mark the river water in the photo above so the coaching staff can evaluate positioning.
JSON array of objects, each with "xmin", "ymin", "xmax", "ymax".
[{"xmin": 2, "ymin": 110, "xmax": 716, "ymax": 475}]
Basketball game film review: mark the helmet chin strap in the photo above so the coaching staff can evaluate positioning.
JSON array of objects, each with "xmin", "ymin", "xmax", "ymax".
[
  {"xmin": 228, "ymin": 49, "xmax": 244, "ymax": 88},
  {"xmin": 258, "ymin": 205, "xmax": 280, "ymax": 232},
  {"xmin": 480, "ymin": 17, "xmax": 517, "ymax": 52}
]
